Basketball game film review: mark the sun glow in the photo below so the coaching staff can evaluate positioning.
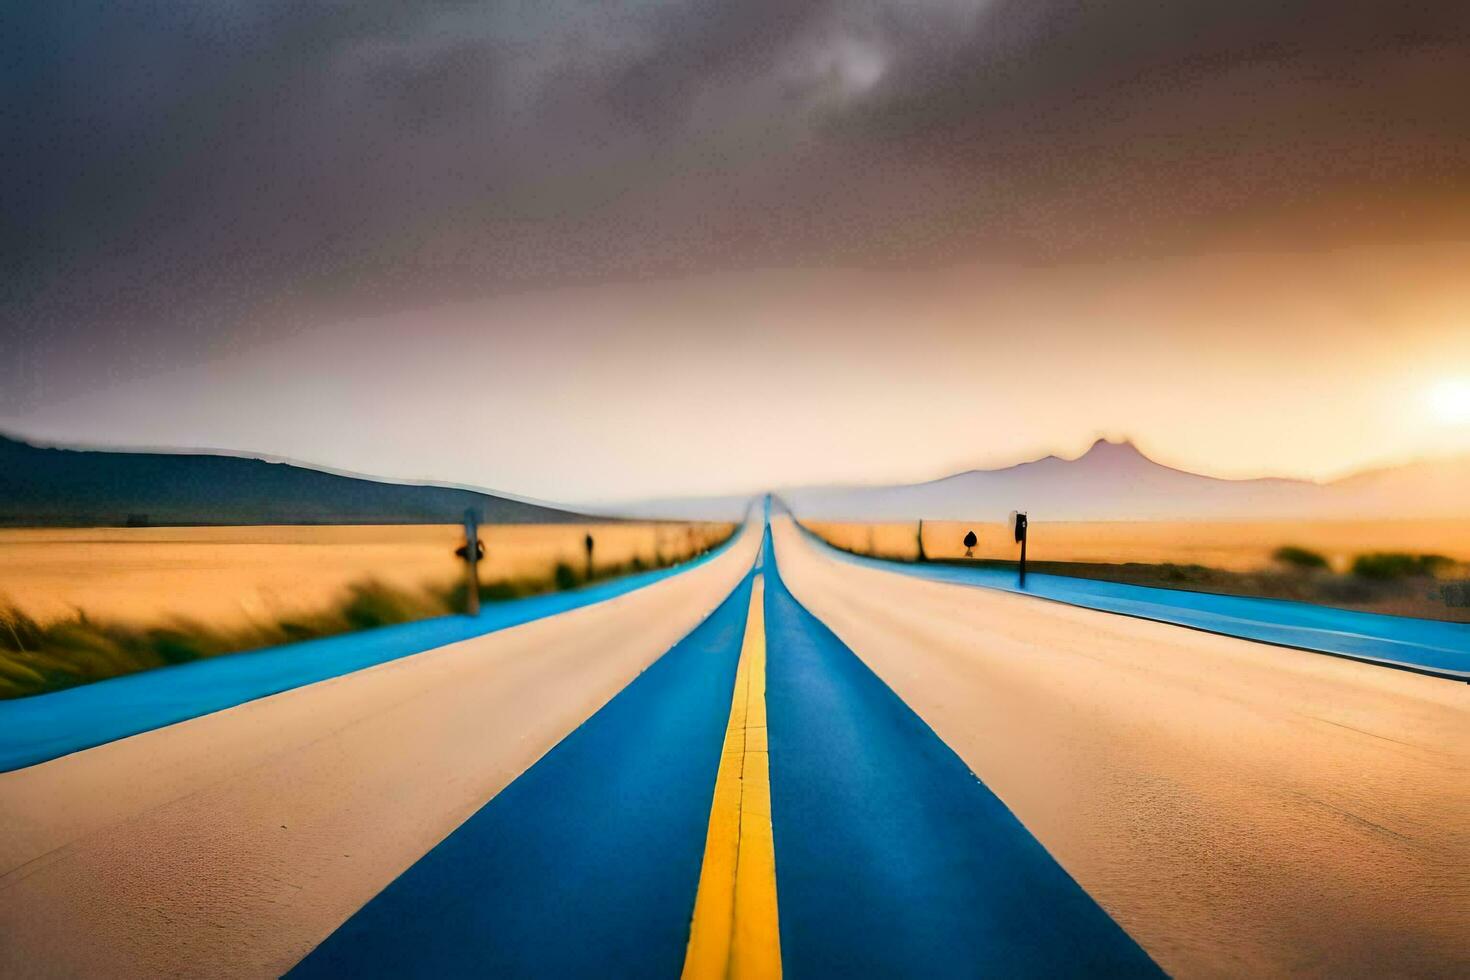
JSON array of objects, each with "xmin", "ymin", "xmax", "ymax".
[{"xmin": 1426, "ymin": 377, "xmax": 1470, "ymax": 425}]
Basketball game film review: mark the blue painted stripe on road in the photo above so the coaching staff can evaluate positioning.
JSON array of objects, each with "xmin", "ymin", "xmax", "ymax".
[
  {"xmin": 800, "ymin": 526, "xmax": 1470, "ymax": 680},
  {"xmin": 765, "ymin": 526, "xmax": 1162, "ymax": 978},
  {"xmin": 289, "ymin": 572, "xmax": 756, "ymax": 979},
  {"xmin": 0, "ymin": 526, "xmax": 747, "ymax": 772}
]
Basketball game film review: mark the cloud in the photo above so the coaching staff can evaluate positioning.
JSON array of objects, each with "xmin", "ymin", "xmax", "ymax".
[{"xmin": 4, "ymin": 0, "xmax": 1469, "ymax": 408}]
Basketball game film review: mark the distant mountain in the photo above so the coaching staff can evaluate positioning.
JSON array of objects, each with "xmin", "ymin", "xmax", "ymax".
[
  {"xmin": 1326, "ymin": 455, "xmax": 1470, "ymax": 520},
  {"xmin": 782, "ymin": 439, "xmax": 1470, "ymax": 522},
  {"xmin": 0, "ymin": 434, "xmax": 593, "ymax": 527}
]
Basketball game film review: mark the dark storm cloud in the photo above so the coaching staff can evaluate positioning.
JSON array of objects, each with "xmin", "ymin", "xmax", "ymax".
[
  {"xmin": 4, "ymin": 1, "xmax": 1469, "ymax": 407},
  {"xmin": 604, "ymin": 0, "xmax": 839, "ymax": 131},
  {"xmin": 831, "ymin": 1, "xmax": 1470, "ymax": 254}
]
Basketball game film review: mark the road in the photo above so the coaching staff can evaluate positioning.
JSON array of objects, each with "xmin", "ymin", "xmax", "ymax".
[
  {"xmin": 771, "ymin": 517, "xmax": 1469, "ymax": 977},
  {"xmin": 292, "ymin": 530, "xmax": 1157, "ymax": 979},
  {"xmin": 1, "ymin": 513, "xmax": 1464, "ymax": 977},
  {"xmin": 0, "ymin": 526, "xmax": 759, "ymax": 977}
]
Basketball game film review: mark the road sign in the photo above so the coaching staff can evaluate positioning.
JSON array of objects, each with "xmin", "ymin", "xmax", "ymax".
[
  {"xmin": 461, "ymin": 510, "xmax": 483, "ymax": 616},
  {"xmin": 1009, "ymin": 511, "xmax": 1029, "ymax": 587}
]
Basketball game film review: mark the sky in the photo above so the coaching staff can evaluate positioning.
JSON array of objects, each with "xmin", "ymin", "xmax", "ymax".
[{"xmin": 3, "ymin": 2, "xmax": 1469, "ymax": 503}]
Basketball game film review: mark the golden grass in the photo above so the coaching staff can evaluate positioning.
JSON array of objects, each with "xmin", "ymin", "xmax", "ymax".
[
  {"xmin": 0, "ymin": 523, "xmax": 734, "ymax": 627},
  {"xmin": 803, "ymin": 518, "xmax": 1470, "ymax": 622},
  {"xmin": 0, "ymin": 521, "xmax": 736, "ymax": 699},
  {"xmin": 804, "ymin": 519, "xmax": 1470, "ymax": 572}
]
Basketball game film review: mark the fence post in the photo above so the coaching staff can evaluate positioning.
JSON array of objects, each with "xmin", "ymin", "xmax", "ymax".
[
  {"xmin": 1015, "ymin": 512, "xmax": 1029, "ymax": 588},
  {"xmin": 463, "ymin": 510, "xmax": 481, "ymax": 616}
]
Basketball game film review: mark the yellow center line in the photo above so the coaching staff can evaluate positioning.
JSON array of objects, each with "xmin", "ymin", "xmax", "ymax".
[{"xmin": 682, "ymin": 574, "xmax": 781, "ymax": 980}]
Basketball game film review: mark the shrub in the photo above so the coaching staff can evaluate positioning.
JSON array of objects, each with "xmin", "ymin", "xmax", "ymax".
[
  {"xmin": 478, "ymin": 580, "xmax": 525, "ymax": 602},
  {"xmin": 553, "ymin": 562, "xmax": 582, "ymax": 591},
  {"xmin": 340, "ymin": 580, "xmax": 425, "ymax": 630},
  {"xmin": 1273, "ymin": 545, "xmax": 1328, "ymax": 570},
  {"xmin": 1350, "ymin": 552, "xmax": 1452, "ymax": 580},
  {"xmin": 149, "ymin": 628, "xmax": 208, "ymax": 665},
  {"xmin": 1423, "ymin": 554, "xmax": 1453, "ymax": 575}
]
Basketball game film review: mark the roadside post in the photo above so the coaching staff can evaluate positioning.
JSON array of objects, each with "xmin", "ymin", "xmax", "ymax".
[
  {"xmin": 584, "ymin": 532, "xmax": 595, "ymax": 582},
  {"xmin": 456, "ymin": 509, "xmax": 485, "ymax": 616},
  {"xmin": 1010, "ymin": 511, "xmax": 1029, "ymax": 588}
]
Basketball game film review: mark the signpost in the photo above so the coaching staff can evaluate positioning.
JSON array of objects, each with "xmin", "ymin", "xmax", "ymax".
[
  {"xmin": 456, "ymin": 509, "xmax": 485, "ymax": 616},
  {"xmin": 1009, "ymin": 510, "xmax": 1029, "ymax": 588}
]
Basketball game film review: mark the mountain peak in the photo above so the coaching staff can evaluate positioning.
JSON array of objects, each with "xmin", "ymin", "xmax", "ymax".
[
  {"xmin": 1078, "ymin": 437, "xmax": 1142, "ymax": 457},
  {"xmin": 1066, "ymin": 437, "xmax": 1154, "ymax": 471}
]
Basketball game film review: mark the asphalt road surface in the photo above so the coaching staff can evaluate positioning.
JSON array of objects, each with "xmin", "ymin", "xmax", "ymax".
[
  {"xmin": 1, "ymin": 513, "xmax": 1464, "ymax": 978},
  {"xmin": 771, "ymin": 517, "xmax": 1468, "ymax": 977},
  {"xmin": 0, "ymin": 527, "xmax": 759, "ymax": 977}
]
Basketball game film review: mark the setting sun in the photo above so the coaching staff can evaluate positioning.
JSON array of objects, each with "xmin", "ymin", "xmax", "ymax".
[{"xmin": 1427, "ymin": 377, "xmax": 1470, "ymax": 425}]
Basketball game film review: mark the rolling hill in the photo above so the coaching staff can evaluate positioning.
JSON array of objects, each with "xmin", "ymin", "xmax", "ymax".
[{"xmin": 0, "ymin": 434, "xmax": 592, "ymax": 526}]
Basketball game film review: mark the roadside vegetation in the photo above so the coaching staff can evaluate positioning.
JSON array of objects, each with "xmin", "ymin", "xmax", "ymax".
[
  {"xmin": 0, "ymin": 528, "xmax": 734, "ymax": 701},
  {"xmin": 809, "ymin": 526, "xmax": 1470, "ymax": 624},
  {"xmin": 1271, "ymin": 545, "xmax": 1329, "ymax": 570},
  {"xmin": 1348, "ymin": 551, "xmax": 1451, "ymax": 580}
]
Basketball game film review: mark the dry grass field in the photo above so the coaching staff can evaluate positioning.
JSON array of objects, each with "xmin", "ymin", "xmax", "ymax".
[
  {"xmin": 804, "ymin": 519, "xmax": 1470, "ymax": 571},
  {"xmin": 0, "ymin": 523, "xmax": 733, "ymax": 628},
  {"xmin": 803, "ymin": 519, "xmax": 1470, "ymax": 622},
  {"xmin": 0, "ymin": 522, "xmax": 736, "ymax": 698}
]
